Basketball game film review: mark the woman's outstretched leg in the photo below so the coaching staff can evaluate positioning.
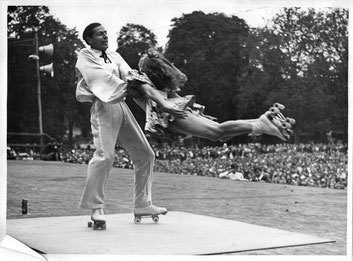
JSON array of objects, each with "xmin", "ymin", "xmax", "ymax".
[
  {"xmin": 169, "ymin": 111, "xmax": 288, "ymax": 141},
  {"xmin": 169, "ymin": 112, "xmax": 252, "ymax": 141}
]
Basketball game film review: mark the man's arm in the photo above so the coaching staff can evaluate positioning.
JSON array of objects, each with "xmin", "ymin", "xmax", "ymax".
[{"xmin": 76, "ymin": 49, "xmax": 128, "ymax": 104}]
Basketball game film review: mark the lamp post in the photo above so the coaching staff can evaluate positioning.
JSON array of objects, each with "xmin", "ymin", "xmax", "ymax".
[
  {"xmin": 34, "ymin": 31, "xmax": 44, "ymax": 156},
  {"xmin": 27, "ymin": 31, "xmax": 54, "ymax": 157},
  {"xmin": 9, "ymin": 32, "xmax": 54, "ymax": 158}
]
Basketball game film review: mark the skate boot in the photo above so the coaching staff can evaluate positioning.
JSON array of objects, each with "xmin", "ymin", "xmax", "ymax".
[
  {"xmin": 134, "ymin": 205, "xmax": 168, "ymax": 224},
  {"xmin": 88, "ymin": 208, "xmax": 106, "ymax": 230},
  {"xmin": 252, "ymin": 103, "xmax": 295, "ymax": 141}
]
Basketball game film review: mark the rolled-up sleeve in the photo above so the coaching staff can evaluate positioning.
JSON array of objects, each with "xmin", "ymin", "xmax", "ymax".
[{"xmin": 76, "ymin": 49, "xmax": 128, "ymax": 103}]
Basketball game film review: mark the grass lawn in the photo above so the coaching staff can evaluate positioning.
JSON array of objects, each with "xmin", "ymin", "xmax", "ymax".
[{"xmin": 6, "ymin": 160, "xmax": 349, "ymax": 255}]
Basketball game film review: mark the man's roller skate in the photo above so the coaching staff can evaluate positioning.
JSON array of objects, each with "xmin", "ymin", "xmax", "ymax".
[
  {"xmin": 134, "ymin": 205, "xmax": 167, "ymax": 224},
  {"xmin": 252, "ymin": 103, "xmax": 295, "ymax": 141},
  {"xmin": 87, "ymin": 208, "xmax": 106, "ymax": 230}
]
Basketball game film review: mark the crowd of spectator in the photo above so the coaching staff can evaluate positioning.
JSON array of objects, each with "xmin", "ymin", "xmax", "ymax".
[
  {"xmin": 8, "ymin": 141, "xmax": 348, "ymax": 190},
  {"xmin": 152, "ymin": 143, "xmax": 348, "ymax": 190}
]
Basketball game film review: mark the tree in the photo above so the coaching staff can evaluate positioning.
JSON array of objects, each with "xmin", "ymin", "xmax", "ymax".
[
  {"xmin": 116, "ymin": 23, "xmax": 158, "ymax": 69},
  {"xmin": 165, "ymin": 9, "xmax": 348, "ymax": 144},
  {"xmin": 116, "ymin": 23, "xmax": 159, "ymax": 129},
  {"xmin": 7, "ymin": 6, "xmax": 87, "ymax": 146},
  {"xmin": 8, "ymin": 6, "xmax": 50, "ymax": 135},
  {"xmin": 256, "ymin": 8, "xmax": 348, "ymax": 142},
  {"xmin": 45, "ymin": 20, "xmax": 89, "ymax": 145},
  {"xmin": 237, "ymin": 28, "xmax": 290, "ymax": 119},
  {"xmin": 166, "ymin": 11, "xmax": 250, "ymax": 129}
]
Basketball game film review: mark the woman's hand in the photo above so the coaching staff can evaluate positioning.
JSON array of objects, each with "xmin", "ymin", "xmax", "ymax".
[
  {"xmin": 137, "ymin": 83, "xmax": 187, "ymax": 118},
  {"xmin": 161, "ymin": 100, "xmax": 187, "ymax": 119},
  {"xmin": 200, "ymin": 113, "xmax": 218, "ymax": 121}
]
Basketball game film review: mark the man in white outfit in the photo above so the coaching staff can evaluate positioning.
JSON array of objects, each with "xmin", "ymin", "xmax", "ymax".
[{"xmin": 75, "ymin": 23, "xmax": 183, "ymax": 226}]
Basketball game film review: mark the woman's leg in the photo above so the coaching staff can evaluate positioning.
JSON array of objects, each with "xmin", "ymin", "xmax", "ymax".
[
  {"xmin": 169, "ymin": 111, "xmax": 253, "ymax": 141},
  {"xmin": 170, "ymin": 110, "xmax": 287, "ymax": 141}
]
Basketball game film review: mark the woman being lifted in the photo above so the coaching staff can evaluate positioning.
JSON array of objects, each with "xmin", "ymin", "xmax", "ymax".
[{"xmin": 127, "ymin": 48, "xmax": 295, "ymax": 143}]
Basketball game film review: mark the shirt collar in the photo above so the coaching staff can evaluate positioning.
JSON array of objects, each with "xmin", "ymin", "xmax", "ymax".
[{"xmin": 91, "ymin": 47, "xmax": 105, "ymax": 56}]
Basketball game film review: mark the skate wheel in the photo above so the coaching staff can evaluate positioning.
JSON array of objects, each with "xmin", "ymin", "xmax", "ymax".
[
  {"xmin": 92, "ymin": 221, "xmax": 106, "ymax": 230},
  {"xmin": 269, "ymin": 107, "xmax": 280, "ymax": 114},
  {"xmin": 88, "ymin": 221, "xmax": 92, "ymax": 228},
  {"xmin": 273, "ymin": 103, "xmax": 285, "ymax": 110},
  {"xmin": 152, "ymin": 215, "xmax": 159, "ymax": 223},
  {"xmin": 281, "ymin": 122, "xmax": 291, "ymax": 129},
  {"xmin": 286, "ymin": 118, "xmax": 296, "ymax": 125},
  {"xmin": 286, "ymin": 129, "xmax": 293, "ymax": 135},
  {"xmin": 134, "ymin": 217, "xmax": 141, "ymax": 224}
]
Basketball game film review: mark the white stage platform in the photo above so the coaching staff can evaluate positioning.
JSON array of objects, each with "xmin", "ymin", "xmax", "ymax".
[{"xmin": 7, "ymin": 211, "xmax": 335, "ymax": 255}]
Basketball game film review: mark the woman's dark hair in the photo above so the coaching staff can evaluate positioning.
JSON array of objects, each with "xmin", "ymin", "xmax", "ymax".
[
  {"xmin": 138, "ymin": 48, "xmax": 187, "ymax": 92},
  {"xmin": 82, "ymin": 23, "xmax": 102, "ymax": 45}
]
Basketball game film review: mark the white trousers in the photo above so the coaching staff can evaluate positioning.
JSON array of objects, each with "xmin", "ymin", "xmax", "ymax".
[{"xmin": 79, "ymin": 100, "xmax": 155, "ymax": 209}]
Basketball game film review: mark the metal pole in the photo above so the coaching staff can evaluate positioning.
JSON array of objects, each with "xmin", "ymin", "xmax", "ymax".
[{"xmin": 35, "ymin": 31, "xmax": 44, "ymax": 157}]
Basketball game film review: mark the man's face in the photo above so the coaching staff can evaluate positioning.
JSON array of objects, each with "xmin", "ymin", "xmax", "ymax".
[{"xmin": 88, "ymin": 25, "xmax": 108, "ymax": 51}]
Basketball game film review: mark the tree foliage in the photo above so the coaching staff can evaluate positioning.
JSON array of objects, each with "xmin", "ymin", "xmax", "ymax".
[
  {"xmin": 7, "ymin": 6, "xmax": 348, "ymax": 147},
  {"xmin": 166, "ymin": 8, "xmax": 347, "ymax": 144},
  {"xmin": 116, "ymin": 23, "xmax": 159, "ymax": 128},
  {"xmin": 116, "ymin": 23, "xmax": 158, "ymax": 69},
  {"xmin": 7, "ymin": 6, "xmax": 88, "ymax": 145},
  {"xmin": 238, "ymin": 8, "xmax": 348, "ymax": 142},
  {"xmin": 166, "ymin": 11, "xmax": 250, "ymax": 126}
]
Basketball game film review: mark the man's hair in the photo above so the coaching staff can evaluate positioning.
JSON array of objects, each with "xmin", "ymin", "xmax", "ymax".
[{"xmin": 83, "ymin": 23, "xmax": 101, "ymax": 45}]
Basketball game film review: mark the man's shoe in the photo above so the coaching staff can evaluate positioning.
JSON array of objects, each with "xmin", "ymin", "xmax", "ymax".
[
  {"xmin": 91, "ymin": 208, "xmax": 106, "ymax": 222},
  {"xmin": 134, "ymin": 205, "xmax": 167, "ymax": 215},
  {"xmin": 134, "ymin": 205, "xmax": 168, "ymax": 224},
  {"xmin": 89, "ymin": 208, "xmax": 106, "ymax": 230}
]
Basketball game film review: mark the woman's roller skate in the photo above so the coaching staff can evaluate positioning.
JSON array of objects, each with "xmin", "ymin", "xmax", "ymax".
[
  {"xmin": 252, "ymin": 103, "xmax": 295, "ymax": 141},
  {"xmin": 87, "ymin": 208, "xmax": 106, "ymax": 230}
]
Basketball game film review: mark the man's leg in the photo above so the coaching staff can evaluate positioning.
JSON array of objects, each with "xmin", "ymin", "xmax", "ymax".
[
  {"xmin": 116, "ymin": 102, "xmax": 155, "ymax": 208},
  {"xmin": 116, "ymin": 102, "xmax": 169, "ymax": 212},
  {"xmin": 80, "ymin": 101, "xmax": 122, "ymax": 210}
]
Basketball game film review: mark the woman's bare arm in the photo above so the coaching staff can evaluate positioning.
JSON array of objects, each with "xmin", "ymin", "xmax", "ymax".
[
  {"xmin": 138, "ymin": 83, "xmax": 187, "ymax": 118},
  {"xmin": 167, "ymin": 92, "xmax": 181, "ymax": 98}
]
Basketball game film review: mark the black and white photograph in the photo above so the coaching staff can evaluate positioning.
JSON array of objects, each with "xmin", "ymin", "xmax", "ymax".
[{"xmin": 0, "ymin": 0, "xmax": 351, "ymax": 260}]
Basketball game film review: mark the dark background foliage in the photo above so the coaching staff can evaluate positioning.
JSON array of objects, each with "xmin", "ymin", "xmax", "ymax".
[{"xmin": 7, "ymin": 6, "xmax": 348, "ymax": 147}]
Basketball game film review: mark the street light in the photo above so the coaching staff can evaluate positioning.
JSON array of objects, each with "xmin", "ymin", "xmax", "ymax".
[
  {"xmin": 39, "ymin": 63, "xmax": 54, "ymax": 78},
  {"xmin": 28, "ymin": 31, "xmax": 54, "ymax": 156},
  {"xmin": 9, "ymin": 32, "xmax": 54, "ymax": 158}
]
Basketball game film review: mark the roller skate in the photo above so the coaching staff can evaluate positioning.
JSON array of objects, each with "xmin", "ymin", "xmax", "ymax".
[
  {"xmin": 134, "ymin": 205, "xmax": 168, "ymax": 224},
  {"xmin": 87, "ymin": 208, "xmax": 106, "ymax": 230},
  {"xmin": 252, "ymin": 103, "xmax": 295, "ymax": 141}
]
